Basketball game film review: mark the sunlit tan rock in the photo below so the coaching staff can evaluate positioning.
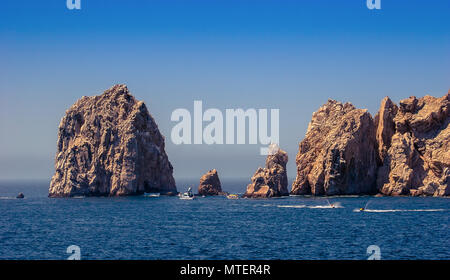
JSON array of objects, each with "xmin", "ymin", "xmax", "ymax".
[
  {"xmin": 291, "ymin": 100, "xmax": 378, "ymax": 195},
  {"xmin": 198, "ymin": 169, "xmax": 224, "ymax": 196},
  {"xmin": 49, "ymin": 84, "xmax": 176, "ymax": 197},
  {"xmin": 244, "ymin": 144, "xmax": 289, "ymax": 198},
  {"xmin": 376, "ymin": 92, "xmax": 450, "ymax": 196}
]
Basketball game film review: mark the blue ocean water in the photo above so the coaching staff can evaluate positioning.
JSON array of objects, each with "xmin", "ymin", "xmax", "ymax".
[{"xmin": 0, "ymin": 179, "xmax": 448, "ymax": 260}]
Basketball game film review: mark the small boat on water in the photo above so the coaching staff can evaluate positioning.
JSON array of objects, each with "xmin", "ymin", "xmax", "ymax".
[
  {"xmin": 227, "ymin": 194, "xmax": 239, "ymax": 199},
  {"xmin": 179, "ymin": 187, "xmax": 195, "ymax": 200},
  {"xmin": 145, "ymin": 193, "xmax": 160, "ymax": 197}
]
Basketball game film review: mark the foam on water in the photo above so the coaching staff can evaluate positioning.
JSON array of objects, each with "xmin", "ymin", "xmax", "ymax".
[
  {"xmin": 278, "ymin": 205, "xmax": 307, "ymax": 208},
  {"xmin": 278, "ymin": 202, "xmax": 343, "ymax": 209},
  {"xmin": 353, "ymin": 208, "xmax": 446, "ymax": 213}
]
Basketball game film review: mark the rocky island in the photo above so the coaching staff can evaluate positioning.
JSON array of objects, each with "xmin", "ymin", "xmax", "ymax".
[
  {"xmin": 375, "ymin": 93, "xmax": 449, "ymax": 196},
  {"xmin": 244, "ymin": 144, "xmax": 289, "ymax": 198},
  {"xmin": 290, "ymin": 100, "xmax": 378, "ymax": 196},
  {"xmin": 291, "ymin": 91, "xmax": 449, "ymax": 197},
  {"xmin": 49, "ymin": 84, "xmax": 176, "ymax": 197},
  {"xmin": 198, "ymin": 169, "xmax": 225, "ymax": 196}
]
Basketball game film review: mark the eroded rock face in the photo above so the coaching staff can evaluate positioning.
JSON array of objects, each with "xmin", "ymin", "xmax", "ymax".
[
  {"xmin": 198, "ymin": 169, "xmax": 224, "ymax": 196},
  {"xmin": 291, "ymin": 100, "xmax": 378, "ymax": 195},
  {"xmin": 374, "ymin": 97, "xmax": 398, "ymax": 162},
  {"xmin": 376, "ymin": 92, "xmax": 450, "ymax": 196},
  {"xmin": 49, "ymin": 84, "xmax": 176, "ymax": 197},
  {"xmin": 244, "ymin": 145, "xmax": 289, "ymax": 198}
]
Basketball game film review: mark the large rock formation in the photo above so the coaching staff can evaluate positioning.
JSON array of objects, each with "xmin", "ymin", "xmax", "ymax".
[
  {"xmin": 244, "ymin": 144, "xmax": 289, "ymax": 198},
  {"xmin": 291, "ymin": 92, "xmax": 449, "ymax": 197},
  {"xmin": 291, "ymin": 100, "xmax": 378, "ymax": 195},
  {"xmin": 375, "ymin": 92, "xmax": 450, "ymax": 196},
  {"xmin": 198, "ymin": 169, "xmax": 224, "ymax": 196},
  {"xmin": 49, "ymin": 84, "xmax": 176, "ymax": 197}
]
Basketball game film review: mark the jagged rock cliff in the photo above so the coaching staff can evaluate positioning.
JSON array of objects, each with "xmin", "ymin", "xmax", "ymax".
[
  {"xmin": 291, "ymin": 92, "xmax": 449, "ymax": 197},
  {"xmin": 49, "ymin": 84, "xmax": 176, "ymax": 197},
  {"xmin": 244, "ymin": 144, "xmax": 289, "ymax": 198},
  {"xmin": 375, "ymin": 92, "xmax": 450, "ymax": 196},
  {"xmin": 198, "ymin": 169, "xmax": 224, "ymax": 196},
  {"xmin": 290, "ymin": 100, "xmax": 378, "ymax": 195}
]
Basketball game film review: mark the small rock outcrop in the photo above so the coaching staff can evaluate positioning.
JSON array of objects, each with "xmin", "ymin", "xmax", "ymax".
[
  {"xmin": 291, "ymin": 100, "xmax": 378, "ymax": 195},
  {"xmin": 198, "ymin": 169, "xmax": 224, "ymax": 196},
  {"xmin": 49, "ymin": 84, "xmax": 176, "ymax": 197},
  {"xmin": 244, "ymin": 144, "xmax": 289, "ymax": 198},
  {"xmin": 375, "ymin": 92, "xmax": 450, "ymax": 196}
]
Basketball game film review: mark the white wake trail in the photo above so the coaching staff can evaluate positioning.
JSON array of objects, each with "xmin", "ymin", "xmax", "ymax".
[
  {"xmin": 278, "ymin": 202, "xmax": 343, "ymax": 209},
  {"xmin": 354, "ymin": 208, "xmax": 446, "ymax": 213}
]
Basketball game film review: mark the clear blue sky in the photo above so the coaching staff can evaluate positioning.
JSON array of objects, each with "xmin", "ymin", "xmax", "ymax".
[{"xmin": 0, "ymin": 0, "xmax": 449, "ymax": 181}]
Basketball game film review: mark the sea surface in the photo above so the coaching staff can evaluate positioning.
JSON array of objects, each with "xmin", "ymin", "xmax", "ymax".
[{"xmin": 0, "ymin": 179, "xmax": 448, "ymax": 260}]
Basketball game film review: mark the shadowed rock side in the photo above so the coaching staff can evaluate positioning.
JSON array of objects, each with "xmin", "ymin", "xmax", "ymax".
[
  {"xmin": 198, "ymin": 169, "xmax": 225, "ymax": 196},
  {"xmin": 291, "ymin": 100, "xmax": 378, "ymax": 196},
  {"xmin": 49, "ymin": 84, "xmax": 176, "ymax": 197},
  {"xmin": 244, "ymin": 146, "xmax": 289, "ymax": 198},
  {"xmin": 375, "ymin": 92, "xmax": 450, "ymax": 196}
]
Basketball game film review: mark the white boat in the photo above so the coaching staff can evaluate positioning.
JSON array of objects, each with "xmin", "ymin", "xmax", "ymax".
[
  {"xmin": 144, "ymin": 193, "xmax": 160, "ymax": 197},
  {"xmin": 179, "ymin": 187, "xmax": 195, "ymax": 200}
]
